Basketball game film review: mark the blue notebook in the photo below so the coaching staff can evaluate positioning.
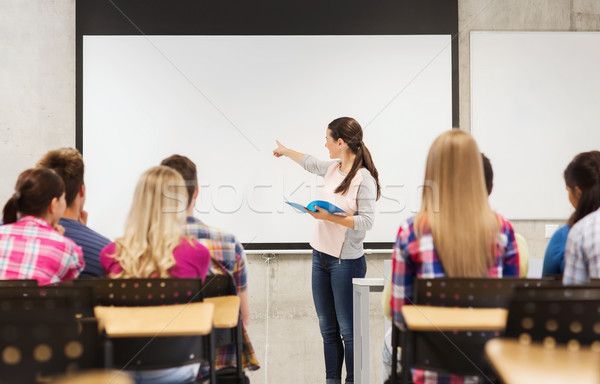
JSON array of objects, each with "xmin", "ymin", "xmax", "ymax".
[{"xmin": 285, "ymin": 200, "xmax": 346, "ymax": 214}]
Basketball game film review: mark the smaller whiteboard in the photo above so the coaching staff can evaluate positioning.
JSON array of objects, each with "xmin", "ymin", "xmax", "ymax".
[{"xmin": 471, "ymin": 32, "xmax": 600, "ymax": 220}]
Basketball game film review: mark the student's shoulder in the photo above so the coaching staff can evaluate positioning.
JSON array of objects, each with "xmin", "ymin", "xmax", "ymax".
[
  {"xmin": 494, "ymin": 213, "xmax": 516, "ymax": 233},
  {"xmin": 187, "ymin": 217, "xmax": 241, "ymax": 244},
  {"xmin": 572, "ymin": 208, "xmax": 600, "ymax": 235},
  {"xmin": 396, "ymin": 216, "xmax": 419, "ymax": 241},
  {"xmin": 60, "ymin": 218, "xmax": 111, "ymax": 244}
]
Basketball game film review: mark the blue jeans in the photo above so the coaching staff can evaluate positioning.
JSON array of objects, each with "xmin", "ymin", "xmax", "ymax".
[{"xmin": 312, "ymin": 249, "xmax": 367, "ymax": 384}]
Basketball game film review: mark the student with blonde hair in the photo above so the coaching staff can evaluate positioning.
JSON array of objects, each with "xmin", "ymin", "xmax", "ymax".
[
  {"xmin": 390, "ymin": 130, "xmax": 519, "ymax": 384},
  {"xmin": 100, "ymin": 166, "xmax": 210, "ymax": 383}
]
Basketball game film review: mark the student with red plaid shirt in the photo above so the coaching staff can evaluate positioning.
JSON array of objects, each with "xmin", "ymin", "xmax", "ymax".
[
  {"xmin": 1, "ymin": 168, "xmax": 84, "ymax": 285},
  {"xmin": 390, "ymin": 130, "xmax": 519, "ymax": 384}
]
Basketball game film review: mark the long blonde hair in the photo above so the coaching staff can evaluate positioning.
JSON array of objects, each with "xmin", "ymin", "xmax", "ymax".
[
  {"xmin": 110, "ymin": 166, "xmax": 189, "ymax": 278},
  {"xmin": 415, "ymin": 130, "xmax": 500, "ymax": 277}
]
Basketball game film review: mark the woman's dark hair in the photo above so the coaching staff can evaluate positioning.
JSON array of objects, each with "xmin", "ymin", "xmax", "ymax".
[
  {"xmin": 328, "ymin": 117, "xmax": 381, "ymax": 200},
  {"xmin": 564, "ymin": 150, "xmax": 600, "ymax": 226},
  {"xmin": 3, "ymin": 168, "xmax": 65, "ymax": 224}
]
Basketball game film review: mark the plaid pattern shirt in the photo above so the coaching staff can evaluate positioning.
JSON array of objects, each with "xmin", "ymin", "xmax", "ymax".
[
  {"xmin": 391, "ymin": 214, "xmax": 519, "ymax": 384},
  {"xmin": 563, "ymin": 208, "xmax": 600, "ymax": 285},
  {"xmin": 186, "ymin": 217, "xmax": 259, "ymax": 373},
  {"xmin": 0, "ymin": 216, "xmax": 84, "ymax": 285}
]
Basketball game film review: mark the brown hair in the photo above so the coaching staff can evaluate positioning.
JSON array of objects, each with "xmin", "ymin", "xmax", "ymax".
[
  {"xmin": 564, "ymin": 150, "xmax": 600, "ymax": 226},
  {"xmin": 328, "ymin": 117, "xmax": 381, "ymax": 200},
  {"xmin": 160, "ymin": 154, "xmax": 198, "ymax": 208},
  {"xmin": 36, "ymin": 147, "xmax": 84, "ymax": 206},
  {"xmin": 3, "ymin": 168, "xmax": 65, "ymax": 224},
  {"xmin": 481, "ymin": 153, "xmax": 493, "ymax": 196}
]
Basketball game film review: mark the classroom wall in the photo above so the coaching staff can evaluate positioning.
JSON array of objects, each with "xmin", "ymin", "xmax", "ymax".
[{"xmin": 1, "ymin": 1, "xmax": 600, "ymax": 383}]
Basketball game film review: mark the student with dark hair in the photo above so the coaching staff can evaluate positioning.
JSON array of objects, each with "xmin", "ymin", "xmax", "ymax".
[
  {"xmin": 160, "ymin": 154, "xmax": 260, "ymax": 377},
  {"xmin": 481, "ymin": 153, "xmax": 494, "ymax": 195},
  {"xmin": 274, "ymin": 117, "xmax": 380, "ymax": 384},
  {"xmin": 481, "ymin": 153, "xmax": 529, "ymax": 277},
  {"xmin": 37, "ymin": 147, "xmax": 110, "ymax": 277},
  {"xmin": 544, "ymin": 151, "xmax": 600, "ymax": 277},
  {"xmin": 0, "ymin": 168, "xmax": 84, "ymax": 285}
]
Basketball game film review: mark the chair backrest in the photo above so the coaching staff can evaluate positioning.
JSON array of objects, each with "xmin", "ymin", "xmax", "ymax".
[
  {"xmin": 68, "ymin": 278, "xmax": 204, "ymax": 306},
  {"xmin": 400, "ymin": 278, "xmax": 562, "ymax": 380},
  {"xmin": 203, "ymin": 274, "xmax": 236, "ymax": 298},
  {"xmin": 505, "ymin": 286, "xmax": 600, "ymax": 347},
  {"xmin": 66, "ymin": 279, "xmax": 209, "ymax": 371},
  {"xmin": 0, "ymin": 285, "xmax": 96, "ymax": 320},
  {"xmin": 414, "ymin": 277, "xmax": 561, "ymax": 308},
  {"xmin": 0, "ymin": 318, "xmax": 101, "ymax": 384},
  {"xmin": 0, "ymin": 280, "xmax": 38, "ymax": 287}
]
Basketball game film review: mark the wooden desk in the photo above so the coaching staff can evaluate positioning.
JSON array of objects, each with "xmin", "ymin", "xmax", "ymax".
[
  {"xmin": 50, "ymin": 370, "xmax": 133, "ymax": 384},
  {"xmin": 204, "ymin": 295, "xmax": 240, "ymax": 328},
  {"xmin": 486, "ymin": 338, "xmax": 600, "ymax": 384},
  {"xmin": 94, "ymin": 302, "xmax": 214, "ymax": 337},
  {"xmin": 401, "ymin": 305, "xmax": 508, "ymax": 331}
]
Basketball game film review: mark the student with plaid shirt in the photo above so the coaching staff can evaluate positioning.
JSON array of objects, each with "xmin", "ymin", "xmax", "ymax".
[
  {"xmin": 563, "ymin": 207, "xmax": 600, "ymax": 285},
  {"xmin": 1, "ymin": 168, "xmax": 84, "ymax": 285},
  {"xmin": 390, "ymin": 130, "xmax": 519, "ymax": 384},
  {"xmin": 161, "ymin": 154, "xmax": 260, "ymax": 377}
]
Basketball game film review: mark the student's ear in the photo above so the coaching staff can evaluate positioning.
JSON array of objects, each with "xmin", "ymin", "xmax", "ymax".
[
  {"xmin": 574, "ymin": 186, "xmax": 582, "ymax": 200},
  {"xmin": 48, "ymin": 197, "xmax": 59, "ymax": 215},
  {"xmin": 79, "ymin": 184, "xmax": 86, "ymax": 198},
  {"xmin": 193, "ymin": 185, "xmax": 199, "ymax": 200}
]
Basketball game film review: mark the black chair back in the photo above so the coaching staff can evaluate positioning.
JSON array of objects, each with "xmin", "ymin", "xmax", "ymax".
[
  {"xmin": 68, "ymin": 278, "xmax": 204, "ymax": 306},
  {"xmin": 396, "ymin": 278, "xmax": 562, "ymax": 383},
  {"xmin": 414, "ymin": 277, "xmax": 561, "ymax": 308},
  {"xmin": 0, "ymin": 280, "xmax": 38, "ymax": 287},
  {"xmin": 0, "ymin": 285, "xmax": 96, "ymax": 320},
  {"xmin": 505, "ymin": 285, "xmax": 600, "ymax": 347},
  {"xmin": 203, "ymin": 274, "xmax": 237, "ymax": 298},
  {"xmin": 65, "ymin": 278, "xmax": 211, "ymax": 373},
  {"xmin": 0, "ymin": 318, "xmax": 102, "ymax": 383}
]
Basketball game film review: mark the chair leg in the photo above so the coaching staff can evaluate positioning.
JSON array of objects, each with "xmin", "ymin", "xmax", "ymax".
[
  {"xmin": 103, "ymin": 332, "xmax": 114, "ymax": 369},
  {"xmin": 400, "ymin": 328, "xmax": 412, "ymax": 384},
  {"xmin": 391, "ymin": 325, "xmax": 399, "ymax": 383},
  {"xmin": 236, "ymin": 316, "xmax": 244, "ymax": 384},
  {"xmin": 209, "ymin": 329, "xmax": 217, "ymax": 384}
]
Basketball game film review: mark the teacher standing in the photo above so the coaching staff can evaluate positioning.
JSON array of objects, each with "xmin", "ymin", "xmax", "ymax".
[{"xmin": 274, "ymin": 117, "xmax": 380, "ymax": 384}]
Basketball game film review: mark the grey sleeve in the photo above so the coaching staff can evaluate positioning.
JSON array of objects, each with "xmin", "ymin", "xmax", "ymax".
[
  {"xmin": 300, "ymin": 154, "xmax": 338, "ymax": 176},
  {"xmin": 353, "ymin": 170, "xmax": 377, "ymax": 231}
]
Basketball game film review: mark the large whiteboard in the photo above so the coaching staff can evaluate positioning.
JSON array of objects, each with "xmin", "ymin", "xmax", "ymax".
[
  {"xmin": 471, "ymin": 32, "xmax": 600, "ymax": 220},
  {"xmin": 83, "ymin": 35, "xmax": 452, "ymax": 245}
]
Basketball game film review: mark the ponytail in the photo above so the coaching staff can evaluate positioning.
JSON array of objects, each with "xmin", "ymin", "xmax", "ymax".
[
  {"xmin": 335, "ymin": 143, "xmax": 381, "ymax": 200},
  {"xmin": 2, "ymin": 168, "xmax": 65, "ymax": 225},
  {"xmin": 328, "ymin": 117, "xmax": 381, "ymax": 200},
  {"xmin": 3, "ymin": 195, "xmax": 19, "ymax": 224}
]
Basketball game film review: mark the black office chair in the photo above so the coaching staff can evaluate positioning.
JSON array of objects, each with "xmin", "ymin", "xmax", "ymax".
[
  {"xmin": 0, "ymin": 285, "xmax": 96, "ymax": 320},
  {"xmin": 0, "ymin": 280, "xmax": 38, "ymax": 287},
  {"xmin": 0, "ymin": 285, "xmax": 101, "ymax": 384},
  {"xmin": 66, "ymin": 278, "xmax": 215, "ymax": 383},
  {"xmin": 202, "ymin": 274, "xmax": 246, "ymax": 384},
  {"xmin": 505, "ymin": 285, "xmax": 600, "ymax": 347},
  {"xmin": 392, "ymin": 277, "xmax": 562, "ymax": 383}
]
